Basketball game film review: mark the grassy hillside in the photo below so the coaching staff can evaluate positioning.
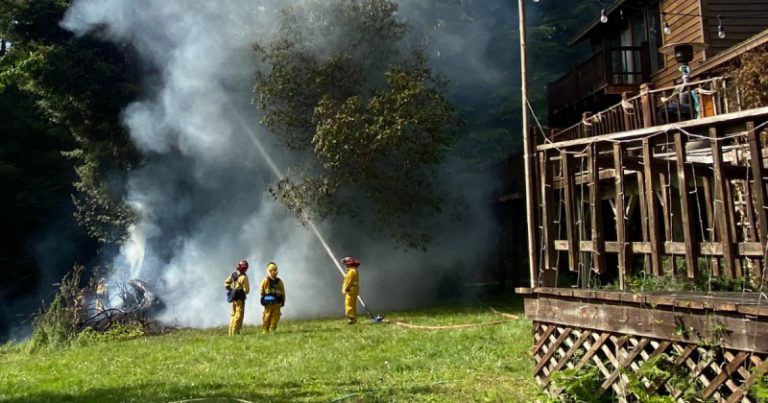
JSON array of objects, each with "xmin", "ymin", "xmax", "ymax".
[{"xmin": 0, "ymin": 297, "xmax": 538, "ymax": 402}]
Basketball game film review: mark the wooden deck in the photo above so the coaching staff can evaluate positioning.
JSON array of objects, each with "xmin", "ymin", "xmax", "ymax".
[{"xmin": 517, "ymin": 287, "xmax": 768, "ymax": 402}]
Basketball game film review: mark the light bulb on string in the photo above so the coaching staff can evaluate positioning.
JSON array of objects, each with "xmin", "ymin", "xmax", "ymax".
[
  {"xmin": 600, "ymin": 9, "xmax": 608, "ymax": 23},
  {"xmin": 662, "ymin": 14, "xmax": 671, "ymax": 35},
  {"xmin": 717, "ymin": 15, "xmax": 726, "ymax": 39}
]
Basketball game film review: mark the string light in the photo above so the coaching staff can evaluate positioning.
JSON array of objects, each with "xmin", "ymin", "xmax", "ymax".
[
  {"xmin": 717, "ymin": 15, "xmax": 726, "ymax": 39},
  {"xmin": 596, "ymin": 1, "xmax": 729, "ymax": 41}
]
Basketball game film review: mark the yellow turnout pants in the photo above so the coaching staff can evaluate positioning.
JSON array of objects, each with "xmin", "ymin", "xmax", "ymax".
[
  {"xmin": 262, "ymin": 304, "xmax": 281, "ymax": 332},
  {"xmin": 229, "ymin": 300, "xmax": 245, "ymax": 335},
  {"xmin": 345, "ymin": 293, "xmax": 357, "ymax": 323}
]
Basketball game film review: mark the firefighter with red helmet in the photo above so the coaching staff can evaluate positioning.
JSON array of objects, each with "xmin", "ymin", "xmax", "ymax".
[
  {"xmin": 259, "ymin": 261, "xmax": 285, "ymax": 333},
  {"xmin": 341, "ymin": 257, "xmax": 360, "ymax": 324},
  {"xmin": 224, "ymin": 259, "xmax": 250, "ymax": 335}
]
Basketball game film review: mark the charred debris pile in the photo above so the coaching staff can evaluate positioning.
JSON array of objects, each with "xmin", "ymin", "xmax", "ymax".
[{"xmin": 31, "ymin": 265, "xmax": 169, "ymax": 347}]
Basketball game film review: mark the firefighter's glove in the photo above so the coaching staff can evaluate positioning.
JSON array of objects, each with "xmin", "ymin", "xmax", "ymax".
[{"xmin": 225, "ymin": 285, "xmax": 232, "ymax": 291}]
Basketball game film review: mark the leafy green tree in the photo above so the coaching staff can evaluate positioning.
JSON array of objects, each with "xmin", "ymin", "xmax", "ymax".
[
  {"xmin": 0, "ymin": 0, "xmax": 138, "ymax": 244},
  {"xmin": 254, "ymin": 0, "xmax": 461, "ymax": 249}
]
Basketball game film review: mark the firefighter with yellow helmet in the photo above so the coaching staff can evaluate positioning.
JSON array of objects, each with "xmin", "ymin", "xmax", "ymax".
[
  {"xmin": 224, "ymin": 259, "xmax": 250, "ymax": 335},
  {"xmin": 341, "ymin": 257, "xmax": 360, "ymax": 324},
  {"xmin": 259, "ymin": 261, "xmax": 285, "ymax": 333},
  {"xmin": 95, "ymin": 278, "xmax": 109, "ymax": 313}
]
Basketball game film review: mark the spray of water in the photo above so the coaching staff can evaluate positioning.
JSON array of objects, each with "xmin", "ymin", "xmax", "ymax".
[
  {"xmin": 45, "ymin": 0, "xmax": 509, "ymax": 330},
  {"xmin": 228, "ymin": 98, "xmax": 373, "ymax": 313}
]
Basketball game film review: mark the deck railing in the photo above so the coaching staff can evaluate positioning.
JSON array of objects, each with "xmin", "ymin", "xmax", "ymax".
[
  {"xmin": 547, "ymin": 76, "xmax": 740, "ymax": 143},
  {"xmin": 547, "ymin": 42, "xmax": 650, "ymax": 124},
  {"xmin": 534, "ymin": 107, "xmax": 768, "ymax": 290}
]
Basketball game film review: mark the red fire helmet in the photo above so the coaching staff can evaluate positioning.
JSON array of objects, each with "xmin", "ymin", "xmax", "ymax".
[
  {"xmin": 341, "ymin": 257, "xmax": 360, "ymax": 267},
  {"xmin": 236, "ymin": 260, "xmax": 249, "ymax": 272}
]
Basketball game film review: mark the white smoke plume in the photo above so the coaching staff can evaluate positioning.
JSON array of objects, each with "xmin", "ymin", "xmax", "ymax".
[{"xmin": 61, "ymin": 0, "xmax": 513, "ymax": 328}]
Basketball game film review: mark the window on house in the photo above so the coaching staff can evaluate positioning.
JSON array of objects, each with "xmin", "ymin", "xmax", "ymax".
[{"xmin": 646, "ymin": 0, "xmax": 664, "ymax": 72}]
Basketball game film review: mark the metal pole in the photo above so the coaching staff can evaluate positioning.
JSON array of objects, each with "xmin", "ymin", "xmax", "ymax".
[{"xmin": 518, "ymin": 0, "xmax": 538, "ymax": 288}]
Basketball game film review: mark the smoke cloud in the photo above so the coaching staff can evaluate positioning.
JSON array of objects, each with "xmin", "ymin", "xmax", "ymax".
[{"xmin": 59, "ymin": 0, "xmax": 516, "ymax": 328}]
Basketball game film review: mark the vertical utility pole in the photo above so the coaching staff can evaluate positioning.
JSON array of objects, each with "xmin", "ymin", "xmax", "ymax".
[{"xmin": 518, "ymin": 0, "xmax": 538, "ymax": 288}]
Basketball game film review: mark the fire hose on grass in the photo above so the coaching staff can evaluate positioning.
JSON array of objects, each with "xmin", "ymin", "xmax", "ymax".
[{"xmin": 390, "ymin": 307, "xmax": 520, "ymax": 330}]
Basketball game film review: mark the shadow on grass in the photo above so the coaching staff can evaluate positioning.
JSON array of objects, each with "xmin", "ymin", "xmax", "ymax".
[
  {"xmin": 411, "ymin": 289, "xmax": 525, "ymax": 316},
  {"xmin": 4, "ymin": 378, "xmax": 459, "ymax": 403},
  {"xmin": 1, "ymin": 380, "xmax": 332, "ymax": 403}
]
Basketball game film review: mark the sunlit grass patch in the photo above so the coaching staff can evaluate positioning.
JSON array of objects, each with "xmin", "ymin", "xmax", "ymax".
[{"xmin": 0, "ymin": 295, "xmax": 538, "ymax": 402}]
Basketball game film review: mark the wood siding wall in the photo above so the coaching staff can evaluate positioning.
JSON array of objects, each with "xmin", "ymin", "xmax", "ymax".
[
  {"xmin": 653, "ymin": 0, "xmax": 705, "ymax": 88},
  {"xmin": 654, "ymin": 0, "xmax": 768, "ymax": 88},
  {"xmin": 702, "ymin": 0, "xmax": 768, "ymax": 56}
]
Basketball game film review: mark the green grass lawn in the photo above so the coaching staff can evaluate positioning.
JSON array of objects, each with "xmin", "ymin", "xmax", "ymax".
[{"xmin": 0, "ymin": 296, "xmax": 539, "ymax": 402}]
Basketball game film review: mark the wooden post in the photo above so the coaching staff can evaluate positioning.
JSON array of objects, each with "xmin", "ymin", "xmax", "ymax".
[
  {"xmin": 643, "ymin": 137, "xmax": 663, "ymax": 276},
  {"xmin": 747, "ymin": 122, "xmax": 768, "ymax": 283},
  {"xmin": 563, "ymin": 151, "xmax": 579, "ymax": 272},
  {"xmin": 589, "ymin": 144, "xmax": 606, "ymax": 273},
  {"xmin": 518, "ymin": 0, "xmax": 538, "ymax": 287},
  {"xmin": 703, "ymin": 176, "xmax": 722, "ymax": 277},
  {"xmin": 710, "ymin": 126, "xmax": 736, "ymax": 278},
  {"xmin": 539, "ymin": 151, "xmax": 557, "ymax": 286},
  {"xmin": 674, "ymin": 133, "xmax": 698, "ymax": 278},
  {"xmin": 637, "ymin": 169, "xmax": 651, "ymax": 273},
  {"xmin": 613, "ymin": 142, "xmax": 629, "ymax": 288},
  {"xmin": 724, "ymin": 180, "xmax": 743, "ymax": 278},
  {"xmin": 640, "ymin": 83, "xmax": 655, "ymax": 128},
  {"xmin": 659, "ymin": 171, "xmax": 673, "ymax": 274},
  {"xmin": 582, "ymin": 111, "xmax": 593, "ymax": 138},
  {"xmin": 621, "ymin": 92, "xmax": 633, "ymax": 132},
  {"xmin": 744, "ymin": 177, "xmax": 760, "ymax": 280}
]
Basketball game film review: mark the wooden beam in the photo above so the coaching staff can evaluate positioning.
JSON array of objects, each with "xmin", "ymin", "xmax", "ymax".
[
  {"xmin": 702, "ymin": 176, "xmax": 722, "ymax": 277},
  {"xmin": 637, "ymin": 170, "xmax": 650, "ymax": 273},
  {"xmin": 613, "ymin": 142, "xmax": 628, "ymax": 289},
  {"xmin": 747, "ymin": 122, "xmax": 768, "ymax": 284},
  {"xmin": 553, "ymin": 240, "xmax": 764, "ymax": 257},
  {"xmin": 659, "ymin": 171, "xmax": 673, "ymax": 274},
  {"xmin": 743, "ymin": 176, "xmax": 760, "ymax": 279},
  {"xmin": 674, "ymin": 133, "xmax": 698, "ymax": 278},
  {"xmin": 539, "ymin": 151, "xmax": 557, "ymax": 286},
  {"xmin": 643, "ymin": 138, "xmax": 663, "ymax": 275},
  {"xmin": 590, "ymin": 153, "xmax": 752, "ymax": 182},
  {"xmin": 710, "ymin": 126, "xmax": 737, "ymax": 278},
  {"xmin": 562, "ymin": 152, "xmax": 579, "ymax": 272},
  {"xmin": 725, "ymin": 179, "xmax": 743, "ymax": 278},
  {"xmin": 538, "ymin": 106, "xmax": 768, "ymax": 151},
  {"xmin": 524, "ymin": 296, "xmax": 768, "ymax": 353},
  {"xmin": 589, "ymin": 144, "xmax": 606, "ymax": 273},
  {"xmin": 518, "ymin": 0, "xmax": 538, "ymax": 290}
]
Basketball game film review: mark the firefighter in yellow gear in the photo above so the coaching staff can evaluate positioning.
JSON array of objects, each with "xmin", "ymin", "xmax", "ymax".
[
  {"xmin": 341, "ymin": 257, "xmax": 360, "ymax": 324},
  {"xmin": 95, "ymin": 278, "xmax": 109, "ymax": 313},
  {"xmin": 259, "ymin": 262, "xmax": 285, "ymax": 333},
  {"xmin": 224, "ymin": 260, "xmax": 250, "ymax": 335}
]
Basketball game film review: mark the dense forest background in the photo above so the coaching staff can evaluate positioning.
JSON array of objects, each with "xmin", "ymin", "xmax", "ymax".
[{"xmin": 0, "ymin": 0, "xmax": 598, "ymax": 341}]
